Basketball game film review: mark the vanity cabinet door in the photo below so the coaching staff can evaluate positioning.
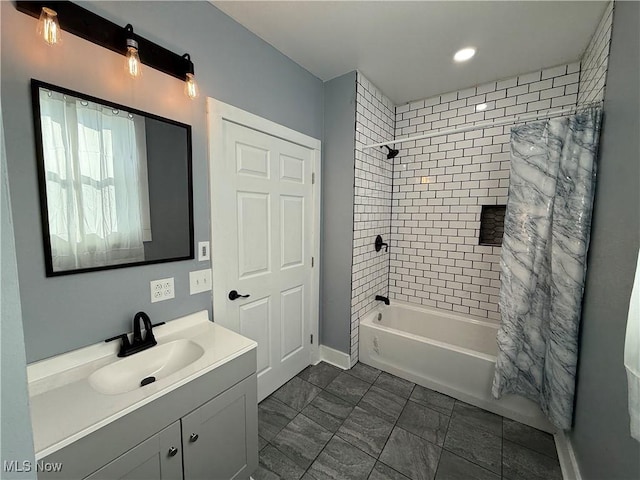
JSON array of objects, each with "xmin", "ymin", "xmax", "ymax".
[
  {"xmin": 181, "ymin": 375, "xmax": 258, "ymax": 480},
  {"xmin": 84, "ymin": 421, "xmax": 182, "ymax": 480}
]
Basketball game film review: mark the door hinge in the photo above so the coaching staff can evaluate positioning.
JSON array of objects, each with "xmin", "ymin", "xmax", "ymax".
[
  {"xmin": 311, "ymin": 256, "xmax": 314, "ymax": 267},
  {"xmin": 310, "ymin": 334, "xmax": 314, "ymax": 344},
  {"xmin": 312, "ymin": 172, "xmax": 315, "ymax": 184}
]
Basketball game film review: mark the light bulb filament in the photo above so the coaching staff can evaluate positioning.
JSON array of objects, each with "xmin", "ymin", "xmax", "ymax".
[
  {"xmin": 44, "ymin": 18, "xmax": 58, "ymax": 45},
  {"xmin": 185, "ymin": 73, "xmax": 198, "ymax": 99},
  {"xmin": 125, "ymin": 38, "xmax": 142, "ymax": 78},
  {"xmin": 127, "ymin": 48, "xmax": 141, "ymax": 77}
]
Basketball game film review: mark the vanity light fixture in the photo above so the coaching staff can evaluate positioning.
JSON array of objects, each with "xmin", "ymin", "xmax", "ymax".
[
  {"xmin": 124, "ymin": 25, "xmax": 142, "ymax": 78},
  {"xmin": 475, "ymin": 103, "xmax": 488, "ymax": 112},
  {"xmin": 183, "ymin": 54, "xmax": 198, "ymax": 99},
  {"xmin": 37, "ymin": 6, "xmax": 61, "ymax": 46},
  {"xmin": 454, "ymin": 47, "xmax": 476, "ymax": 62},
  {"xmin": 17, "ymin": 1, "xmax": 200, "ymax": 99}
]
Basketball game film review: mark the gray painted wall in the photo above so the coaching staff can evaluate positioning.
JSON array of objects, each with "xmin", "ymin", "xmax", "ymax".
[
  {"xmin": 571, "ymin": 2, "xmax": 640, "ymax": 478},
  {"xmin": 1, "ymin": 1, "xmax": 323, "ymax": 362},
  {"xmin": 1, "ymin": 97, "xmax": 36, "ymax": 476},
  {"xmin": 320, "ymin": 72, "xmax": 356, "ymax": 353}
]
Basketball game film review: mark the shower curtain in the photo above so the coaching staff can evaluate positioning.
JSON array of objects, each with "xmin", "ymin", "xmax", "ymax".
[{"xmin": 492, "ymin": 107, "xmax": 602, "ymax": 430}]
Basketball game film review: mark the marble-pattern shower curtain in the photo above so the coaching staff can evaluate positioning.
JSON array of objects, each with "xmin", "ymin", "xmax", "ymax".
[{"xmin": 492, "ymin": 107, "xmax": 602, "ymax": 430}]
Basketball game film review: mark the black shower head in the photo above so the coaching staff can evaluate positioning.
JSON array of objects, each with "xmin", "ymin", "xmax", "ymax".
[{"xmin": 383, "ymin": 145, "xmax": 399, "ymax": 159}]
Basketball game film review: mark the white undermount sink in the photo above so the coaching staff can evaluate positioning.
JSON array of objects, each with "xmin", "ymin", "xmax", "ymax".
[{"xmin": 88, "ymin": 339, "xmax": 205, "ymax": 395}]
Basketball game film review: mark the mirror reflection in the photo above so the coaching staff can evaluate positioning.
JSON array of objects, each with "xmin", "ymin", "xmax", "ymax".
[{"xmin": 32, "ymin": 81, "xmax": 193, "ymax": 275}]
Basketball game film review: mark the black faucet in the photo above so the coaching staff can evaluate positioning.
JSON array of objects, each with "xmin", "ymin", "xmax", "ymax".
[
  {"xmin": 105, "ymin": 312, "xmax": 163, "ymax": 357},
  {"xmin": 375, "ymin": 295, "xmax": 390, "ymax": 305},
  {"xmin": 133, "ymin": 311, "xmax": 155, "ymax": 346}
]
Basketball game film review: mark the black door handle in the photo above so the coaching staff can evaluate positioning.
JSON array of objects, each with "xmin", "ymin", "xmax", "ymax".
[{"xmin": 228, "ymin": 290, "xmax": 250, "ymax": 301}]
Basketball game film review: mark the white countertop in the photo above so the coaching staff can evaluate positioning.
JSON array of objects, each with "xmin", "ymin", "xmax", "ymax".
[{"xmin": 27, "ymin": 311, "xmax": 257, "ymax": 460}]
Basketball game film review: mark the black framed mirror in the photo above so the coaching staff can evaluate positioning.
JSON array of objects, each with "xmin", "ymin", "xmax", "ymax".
[{"xmin": 31, "ymin": 79, "xmax": 194, "ymax": 276}]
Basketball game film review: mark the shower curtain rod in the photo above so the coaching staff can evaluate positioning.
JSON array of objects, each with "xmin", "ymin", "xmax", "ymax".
[{"xmin": 363, "ymin": 102, "xmax": 601, "ymax": 150}]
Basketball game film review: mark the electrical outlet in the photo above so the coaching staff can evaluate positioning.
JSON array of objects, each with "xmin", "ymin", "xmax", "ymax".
[
  {"xmin": 150, "ymin": 277, "xmax": 175, "ymax": 303},
  {"xmin": 189, "ymin": 269, "xmax": 212, "ymax": 295},
  {"xmin": 198, "ymin": 241, "xmax": 210, "ymax": 261}
]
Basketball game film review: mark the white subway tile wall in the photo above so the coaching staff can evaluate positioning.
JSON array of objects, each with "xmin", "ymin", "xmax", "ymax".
[
  {"xmin": 347, "ymin": 4, "xmax": 612, "ymax": 354},
  {"xmin": 350, "ymin": 73, "xmax": 395, "ymax": 361},
  {"xmin": 578, "ymin": 1, "xmax": 613, "ymax": 106},
  {"xmin": 389, "ymin": 64, "xmax": 581, "ymax": 320}
]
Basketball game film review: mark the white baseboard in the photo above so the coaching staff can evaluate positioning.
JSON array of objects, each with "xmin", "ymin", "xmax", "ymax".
[
  {"xmin": 554, "ymin": 431, "xmax": 582, "ymax": 480},
  {"xmin": 319, "ymin": 345, "xmax": 352, "ymax": 369}
]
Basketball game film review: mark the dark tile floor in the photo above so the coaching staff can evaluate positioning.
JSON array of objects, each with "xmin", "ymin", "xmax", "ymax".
[{"xmin": 254, "ymin": 362, "xmax": 562, "ymax": 480}]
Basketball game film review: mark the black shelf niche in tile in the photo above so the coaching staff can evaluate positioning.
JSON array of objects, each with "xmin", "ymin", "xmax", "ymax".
[{"xmin": 479, "ymin": 205, "xmax": 506, "ymax": 246}]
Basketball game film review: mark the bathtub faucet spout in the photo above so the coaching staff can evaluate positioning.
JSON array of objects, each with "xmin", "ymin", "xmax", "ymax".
[{"xmin": 375, "ymin": 295, "xmax": 390, "ymax": 305}]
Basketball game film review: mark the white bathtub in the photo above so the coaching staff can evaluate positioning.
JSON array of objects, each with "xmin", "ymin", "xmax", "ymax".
[{"xmin": 359, "ymin": 301, "xmax": 554, "ymax": 432}]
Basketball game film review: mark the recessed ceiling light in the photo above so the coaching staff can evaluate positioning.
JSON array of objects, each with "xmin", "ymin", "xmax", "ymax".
[
  {"xmin": 454, "ymin": 47, "xmax": 476, "ymax": 62},
  {"xmin": 475, "ymin": 103, "xmax": 488, "ymax": 112}
]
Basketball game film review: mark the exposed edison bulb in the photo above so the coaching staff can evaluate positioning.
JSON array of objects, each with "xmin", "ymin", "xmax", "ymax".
[
  {"xmin": 184, "ymin": 73, "xmax": 199, "ymax": 99},
  {"xmin": 37, "ymin": 7, "xmax": 61, "ymax": 46},
  {"xmin": 125, "ymin": 38, "xmax": 142, "ymax": 78}
]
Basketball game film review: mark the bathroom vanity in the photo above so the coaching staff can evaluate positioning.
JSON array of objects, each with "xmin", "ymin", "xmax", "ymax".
[{"xmin": 27, "ymin": 311, "xmax": 258, "ymax": 480}]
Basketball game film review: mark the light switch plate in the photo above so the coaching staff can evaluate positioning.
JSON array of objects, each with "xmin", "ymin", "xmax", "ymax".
[
  {"xmin": 198, "ymin": 241, "xmax": 210, "ymax": 261},
  {"xmin": 190, "ymin": 269, "xmax": 212, "ymax": 295},
  {"xmin": 150, "ymin": 277, "xmax": 175, "ymax": 303}
]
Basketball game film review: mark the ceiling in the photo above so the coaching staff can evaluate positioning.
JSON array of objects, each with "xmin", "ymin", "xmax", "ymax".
[{"xmin": 212, "ymin": 1, "xmax": 608, "ymax": 105}]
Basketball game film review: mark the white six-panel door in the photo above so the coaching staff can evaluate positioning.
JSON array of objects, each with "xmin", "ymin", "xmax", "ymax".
[{"xmin": 209, "ymin": 100, "xmax": 320, "ymax": 401}]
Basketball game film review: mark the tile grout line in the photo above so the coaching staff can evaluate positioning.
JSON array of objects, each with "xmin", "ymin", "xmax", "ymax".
[
  {"xmin": 305, "ymin": 367, "xmax": 401, "ymax": 478},
  {"xmin": 343, "ymin": 368, "xmax": 452, "ymax": 479},
  {"xmin": 300, "ymin": 366, "xmax": 381, "ymax": 478},
  {"xmin": 333, "ymin": 368, "xmax": 419, "ymax": 479},
  {"xmin": 272, "ymin": 367, "xmax": 468, "ymax": 479},
  {"xmin": 259, "ymin": 363, "xmax": 560, "ymax": 479},
  {"xmin": 440, "ymin": 398, "xmax": 505, "ymax": 476},
  {"xmin": 261, "ymin": 375, "xmax": 330, "ymax": 475},
  {"xmin": 261, "ymin": 366, "xmax": 383, "ymax": 478},
  {"xmin": 371, "ymin": 380, "xmax": 414, "ymax": 478}
]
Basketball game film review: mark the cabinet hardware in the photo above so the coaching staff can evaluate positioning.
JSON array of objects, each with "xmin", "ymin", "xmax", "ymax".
[
  {"xmin": 189, "ymin": 433, "xmax": 199, "ymax": 443},
  {"xmin": 168, "ymin": 446, "xmax": 178, "ymax": 457}
]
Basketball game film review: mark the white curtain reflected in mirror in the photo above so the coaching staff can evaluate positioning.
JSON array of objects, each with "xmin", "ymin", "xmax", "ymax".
[
  {"xmin": 39, "ymin": 89, "xmax": 150, "ymax": 270},
  {"xmin": 33, "ymin": 81, "xmax": 193, "ymax": 276}
]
